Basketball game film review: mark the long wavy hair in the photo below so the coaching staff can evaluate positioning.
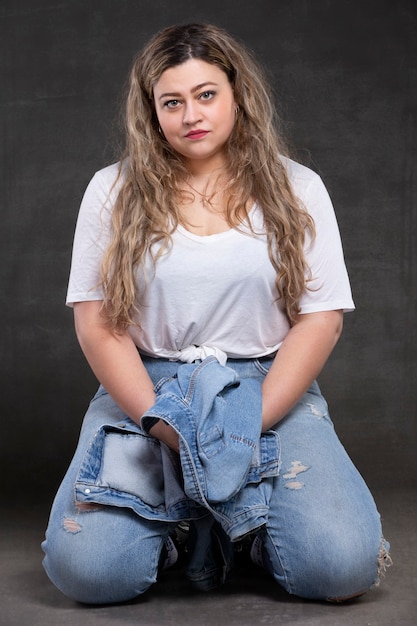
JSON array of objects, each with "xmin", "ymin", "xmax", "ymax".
[{"xmin": 100, "ymin": 23, "xmax": 315, "ymax": 329}]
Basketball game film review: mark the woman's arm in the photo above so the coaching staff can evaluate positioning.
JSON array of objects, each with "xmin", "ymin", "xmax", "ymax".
[
  {"xmin": 74, "ymin": 301, "xmax": 156, "ymax": 421},
  {"xmin": 261, "ymin": 309, "xmax": 343, "ymax": 430},
  {"xmin": 74, "ymin": 301, "xmax": 179, "ymax": 450}
]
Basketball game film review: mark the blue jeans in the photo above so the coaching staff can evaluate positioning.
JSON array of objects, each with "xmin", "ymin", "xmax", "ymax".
[{"xmin": 42, "ymin": 356, "xmax": 388, "ymax": 604}]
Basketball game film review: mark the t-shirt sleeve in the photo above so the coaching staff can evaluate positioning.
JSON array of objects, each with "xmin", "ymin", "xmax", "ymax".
[
  {"xmin": 298, "ymin": 173, "xmax": 355, "ymax": 314},
  {"xmin": 66, "ymin": 169, "xmax": 115, "ymax": 307}
]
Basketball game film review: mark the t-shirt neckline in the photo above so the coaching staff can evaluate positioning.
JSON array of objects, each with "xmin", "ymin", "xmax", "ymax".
[{"xmin": 176, "ymin": 203, "xmax": 257, "ymax": 241}]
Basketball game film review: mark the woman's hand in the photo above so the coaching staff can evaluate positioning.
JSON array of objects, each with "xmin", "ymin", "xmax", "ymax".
[{"xmin": 262, "ymin": 309, "xmax": 343, "ymax": 431}]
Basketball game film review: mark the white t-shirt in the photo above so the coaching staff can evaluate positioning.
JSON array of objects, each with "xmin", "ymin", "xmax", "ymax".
[{"xmin": 66, "ymin": 158, "xmax": 354, "ymax": 363}]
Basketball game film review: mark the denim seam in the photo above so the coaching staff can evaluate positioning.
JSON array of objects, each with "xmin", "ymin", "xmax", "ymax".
[
  {"xmin": 253, "ymin": 358, "xmax": 273, "ymax": 376},
  {"xmin": 183, "ymin": 356, "xmax": 220, "ymax": 405}
]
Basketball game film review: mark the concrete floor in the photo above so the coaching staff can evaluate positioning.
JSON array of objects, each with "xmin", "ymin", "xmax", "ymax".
[{"xmin": 1, "ymin": 484, "xmax": 415, "ymax": 626}]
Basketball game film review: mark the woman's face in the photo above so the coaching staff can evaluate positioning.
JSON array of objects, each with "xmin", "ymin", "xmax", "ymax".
[{"xmin": 153, "ymin": 58, "xmax": 237, "ymax": 171}]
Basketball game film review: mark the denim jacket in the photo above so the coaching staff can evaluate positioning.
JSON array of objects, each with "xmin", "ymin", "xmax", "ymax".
[{"xmin": 75, "ymin": 357, "xmax": 280, "ymax": 541}]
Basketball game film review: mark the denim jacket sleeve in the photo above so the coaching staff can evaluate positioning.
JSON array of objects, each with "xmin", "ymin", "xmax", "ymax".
[
  {"xmin": 74, "ymin": 357, "xmax": 280, "ymax": 540},
  {"xmin": 141, "ymin": 357, "xmax": 279, "ymax": 504}
]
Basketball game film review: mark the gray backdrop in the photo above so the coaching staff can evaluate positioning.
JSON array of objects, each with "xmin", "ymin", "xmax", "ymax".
[{"xmin": 1, "ymin": 0, "xmax": 416, "ymax": 503}]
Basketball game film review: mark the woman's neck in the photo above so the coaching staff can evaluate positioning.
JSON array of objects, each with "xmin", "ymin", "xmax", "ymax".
[{"xmin": 184, "ymin": 153, "xmax": 227, "ymax": 180}]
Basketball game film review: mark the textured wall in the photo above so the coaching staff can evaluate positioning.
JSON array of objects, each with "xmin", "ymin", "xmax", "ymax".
[{"xmin": 1, "ymin": 0, "xmax": 416, "ymax": 499}]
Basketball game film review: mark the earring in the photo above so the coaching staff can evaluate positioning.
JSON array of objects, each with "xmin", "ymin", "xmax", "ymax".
[{"xmin": 235, "ymin": 105, "xmax": 240, "ymax": 116}]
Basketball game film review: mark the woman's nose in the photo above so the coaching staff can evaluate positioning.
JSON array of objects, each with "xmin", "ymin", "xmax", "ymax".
[{"xmin": 183, "ymin": 101, "xmax": 202, "ymax": 125}]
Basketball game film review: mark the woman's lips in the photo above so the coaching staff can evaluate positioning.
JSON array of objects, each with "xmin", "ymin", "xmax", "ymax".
[{"xmin": 185, "ymin": 130, "xmax": 209, "ymax": 140}]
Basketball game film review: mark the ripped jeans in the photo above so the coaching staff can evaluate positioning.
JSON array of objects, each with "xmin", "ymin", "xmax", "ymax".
[{"xmin": 42, "ymin": 356, "xmax": 389, "ymax": 604}]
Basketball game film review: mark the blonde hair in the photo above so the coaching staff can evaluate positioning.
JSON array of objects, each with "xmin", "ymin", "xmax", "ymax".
[{"xmin": 101, "ymin": 23, "xmax": 315, "ymax": 329}]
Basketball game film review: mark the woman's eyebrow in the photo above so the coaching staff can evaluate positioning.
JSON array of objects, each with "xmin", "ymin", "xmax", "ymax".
[{"xmin": 157, "ymin": 81, "xmax": 219, "ymax": 100}]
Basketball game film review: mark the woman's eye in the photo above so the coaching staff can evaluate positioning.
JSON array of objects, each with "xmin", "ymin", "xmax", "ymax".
[
  {"xmin": 199, "ymin": 90, "xmax": 215, "ymax": 101},
  {"xmin": 164, "ymin": 99, "xmax": 180, "ymax": 109}
]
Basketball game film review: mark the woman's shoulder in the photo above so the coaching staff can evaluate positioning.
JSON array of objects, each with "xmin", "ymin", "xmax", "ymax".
[
  {"xmin": 280, "ymin": 155, "xmax": 321, "ymax": 189},
  {"xmin": 91, "ymin": 160, "xmax": 125, "ymax": 186},
  {"xmin": 280, "ymin": 155, "xmax": 338, "ymax": 225},
  {"xmin": 82, "ymin": 161, "xmax": 128, "ymax": 204}
]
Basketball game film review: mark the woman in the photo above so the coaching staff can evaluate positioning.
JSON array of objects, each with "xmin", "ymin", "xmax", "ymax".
[{"xmin": 42, "ymin": 23, "xmax": 390, "ymax": 605}]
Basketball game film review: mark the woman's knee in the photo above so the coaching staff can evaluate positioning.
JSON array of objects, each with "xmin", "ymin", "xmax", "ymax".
[
  {"xmin": 43, "ymin": 538, "xmax": 159, "ymax": 604},
  {"xmin": 262, "ymin": 527, "xmax": 388, "ymax": 601},
  {"xmin": 42, "ymin": 507, "xmax": 163, "ymax": 604}
]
